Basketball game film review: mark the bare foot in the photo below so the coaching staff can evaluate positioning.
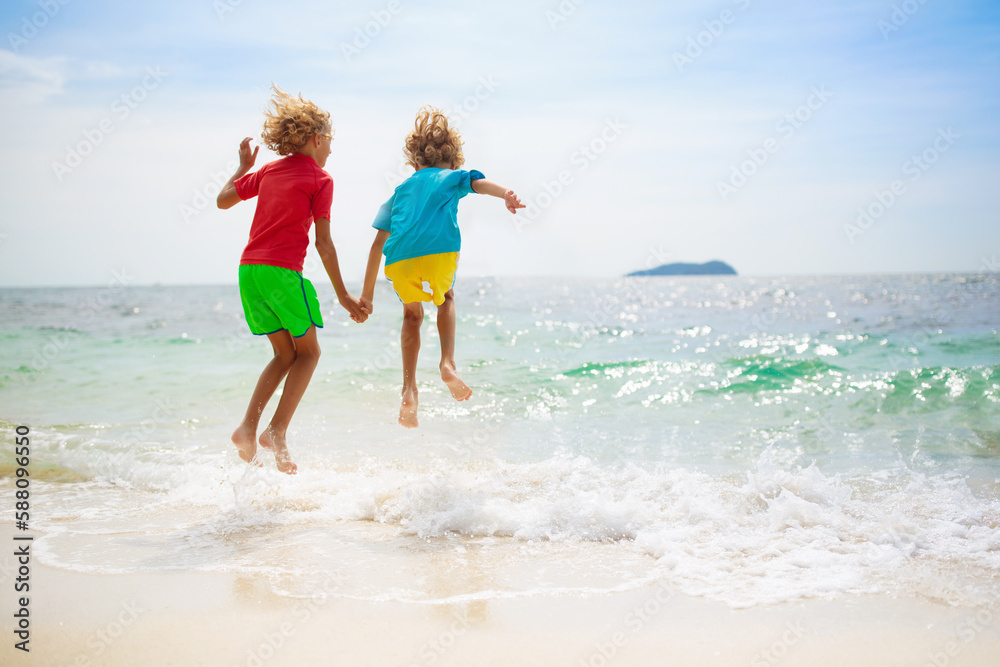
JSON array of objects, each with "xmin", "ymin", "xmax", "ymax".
[
  {"xmin": 399, "ymin": 386, "xmax": 419, "ymax": 428},
  {"xmin": 259, "ymin": 427, "xmax": 298, "ymax": 475},
  {"xmin": 440, "ymin": 362, "xmax": 472, "ymax": 401},
  {"xmin": 231, "ymin": 423, "xmax": 261, "ymax": 466}
]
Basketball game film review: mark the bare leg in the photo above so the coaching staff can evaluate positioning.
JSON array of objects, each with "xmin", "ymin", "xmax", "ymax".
[
  {"xmin": 232, "ymin": 331, "xmax": 296, "ymax": 465},
  {"xmin": 399, "ymin": 302, "xmax": 423, "ymax": 428},
  {"xmin": 436, "ymin": 289, "xmax": 472, "ymax": 401},
  {"xmin": 259, "ymin": 326, "xmax": 321, "ymax": 475}
]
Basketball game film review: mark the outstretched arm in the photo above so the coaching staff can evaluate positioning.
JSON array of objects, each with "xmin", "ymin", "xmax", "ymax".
[
  {"xmin": 360, "ymin": 229, "xmax": 390, "ymax": 315},
  {"xmin": 315, "ymin": 218, "xmax": 367, "ymax": 323},
  {"xmin": 471, "ymin": 178, "xmax": 525, "ymax": 214},
  {"xmin": 216, "ymin": 137, "xmax": 259, "ymax": 209}
]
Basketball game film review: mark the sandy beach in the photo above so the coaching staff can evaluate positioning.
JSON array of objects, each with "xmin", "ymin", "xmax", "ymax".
[{"xmin": 1, "ymin": 560, "xmax": 996, "ymax": 667}]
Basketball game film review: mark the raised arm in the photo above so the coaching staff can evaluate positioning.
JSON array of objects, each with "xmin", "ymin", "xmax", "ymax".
[
  {"xmin": 216, "ymin": 137, "xmax": 259, "ymax": 209},
  {"xmin": 315, "ymin": 218, "xmax": 367, "ymax": 323},
  {"xmin": 471, "ymin": 178, "xmax": 525, "ymax": 214},
  {"xmin": 360, "ymin": 229, "xmax": 390, "ymax": 314}
]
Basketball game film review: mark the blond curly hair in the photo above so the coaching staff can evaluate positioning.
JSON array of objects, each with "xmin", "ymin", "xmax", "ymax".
[
  {"xmin": 404, "ymin": 106, "xmax": 464, "ymax": 169},
  {"xmin": 261, "ymin": 84, "xmax": 332, "ymax": 156}
]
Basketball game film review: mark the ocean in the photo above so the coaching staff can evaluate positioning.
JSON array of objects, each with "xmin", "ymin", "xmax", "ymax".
[{"xmin": 2, "ymin": 274, "xmax": 998, "ymax": 610}]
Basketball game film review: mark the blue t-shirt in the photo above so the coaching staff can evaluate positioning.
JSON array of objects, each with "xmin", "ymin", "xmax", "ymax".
[{"xmin": 372, "ymin": 167, "xmax": 485, "ymax": 265}]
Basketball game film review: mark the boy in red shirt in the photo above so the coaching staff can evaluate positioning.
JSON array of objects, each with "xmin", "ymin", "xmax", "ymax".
[{"xmin": 217, "ymin": 85, "xmax": 366, "ymax": 474}]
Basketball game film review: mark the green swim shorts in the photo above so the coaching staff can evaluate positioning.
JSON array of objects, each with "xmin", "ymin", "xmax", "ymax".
[{"xmin": 238, "ymin": 264, "xmax": 323, "ymax": 338}]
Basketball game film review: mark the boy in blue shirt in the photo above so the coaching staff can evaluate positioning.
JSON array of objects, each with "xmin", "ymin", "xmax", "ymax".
[{"xmin": 360, "ymin": 106, "xmax": 523, "ymax": 428}]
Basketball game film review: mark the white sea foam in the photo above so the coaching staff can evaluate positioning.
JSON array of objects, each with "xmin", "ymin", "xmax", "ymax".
[{"xmin": 22, "ymin": 429, "xmax": 1000, "ymax": 608}]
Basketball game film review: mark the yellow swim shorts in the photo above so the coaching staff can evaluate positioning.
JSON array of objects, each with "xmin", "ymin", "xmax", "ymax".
[{"xmin": 383, "ymin": 252, "xmax": 459, "ymax": 306}]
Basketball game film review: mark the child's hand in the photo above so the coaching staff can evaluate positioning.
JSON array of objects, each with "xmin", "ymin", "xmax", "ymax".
[
  {"xmin": 359, "ymin": 295, "xmax": 374, "ymax": 316},
  {"xmin": 239, "ymin": 137, "xmax": 259, "ymax": 172},
  {"xmin": 216, "ymin": 139, "xmax": 258, "ymax": 209},
  {"xmin": 504, "ymin": 189, "xmax": 525, "ymax": 214},
  {"xmin": 340, "ymin": 294, "xmax": 368, "ymax": 323}
]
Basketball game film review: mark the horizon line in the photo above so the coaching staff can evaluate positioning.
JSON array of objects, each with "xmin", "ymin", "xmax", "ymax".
[{"xmin": 2, "ymin": 269, "xmax": 998, "ymax": 290}]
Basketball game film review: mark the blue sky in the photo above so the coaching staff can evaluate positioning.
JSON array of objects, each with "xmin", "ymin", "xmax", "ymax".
[{"xmin": 0, "ymin": 0, "xmax": 998, "ymax": 286}]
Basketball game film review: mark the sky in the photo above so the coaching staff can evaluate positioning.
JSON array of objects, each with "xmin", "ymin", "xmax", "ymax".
[{"xmin": 0, "ymin": 0, "xmax": 998, "ymax": 287}]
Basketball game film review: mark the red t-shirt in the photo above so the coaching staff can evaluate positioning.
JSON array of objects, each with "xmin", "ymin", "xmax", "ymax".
[{"xmin": 235, "ymin": 153, "xmax": 333, "ymax": 272}]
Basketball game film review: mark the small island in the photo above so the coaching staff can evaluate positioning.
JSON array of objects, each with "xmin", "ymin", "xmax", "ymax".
[{"xmin": 627, "ymin": 260, "xmax": 737, "ymax": 277}]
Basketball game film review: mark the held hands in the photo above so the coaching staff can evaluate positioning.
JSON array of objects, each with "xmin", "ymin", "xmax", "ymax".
[
  {"xmin": 359, "ymin": 294, "xmax": 374, "ymax": 317},
  {"xmin": 339, "ymin": 293, "xmax": 369, "ymax": 324},
  {"xmin": 504, "ymin": 189, "xmax": 525, "ymax": 214}
]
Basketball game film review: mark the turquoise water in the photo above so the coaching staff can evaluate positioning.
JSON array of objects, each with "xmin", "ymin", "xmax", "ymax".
[{"xmin": 1, "ymin": 274, "xmax": 998, "ymax": 607}]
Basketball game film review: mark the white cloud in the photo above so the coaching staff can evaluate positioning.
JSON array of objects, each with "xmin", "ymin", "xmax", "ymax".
[{"xmin": 0, "ymin": 48, "xmax": 66, "ymax": 102}]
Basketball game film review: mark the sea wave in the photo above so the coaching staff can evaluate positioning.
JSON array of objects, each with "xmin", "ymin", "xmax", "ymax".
[{"xmin": 14, "ymin": 428, "xmax": 1000, "ymax": 608}]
